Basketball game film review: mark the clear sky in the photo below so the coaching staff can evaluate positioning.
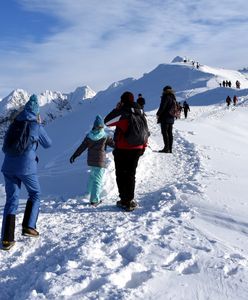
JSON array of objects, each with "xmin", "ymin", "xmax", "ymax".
[{"xmin": 0, "ymin": 0, "xmax": 248, "ymax": 98}]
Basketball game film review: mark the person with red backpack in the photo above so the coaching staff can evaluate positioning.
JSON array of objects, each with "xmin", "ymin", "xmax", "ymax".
[{"xmin": 104, "ymin": 91, "xmax": 147, "ymax": 211}]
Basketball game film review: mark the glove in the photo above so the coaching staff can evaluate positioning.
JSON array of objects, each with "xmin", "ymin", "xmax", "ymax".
[{"xmin": 70, "ymin": 155, "xmax": 75, "ymax": 164}]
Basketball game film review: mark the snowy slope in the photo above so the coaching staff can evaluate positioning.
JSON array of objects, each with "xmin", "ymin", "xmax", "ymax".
[
  {"xmin": 0, "ymin": 60, "xmax": 248, "ymax": 299},
  {"xmin": 0, "ymin": 102, "xmax": 248, "ymax": 299}
]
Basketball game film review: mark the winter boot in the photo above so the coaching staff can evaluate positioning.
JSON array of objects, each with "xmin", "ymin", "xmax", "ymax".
[
  {"xmin": 22, "ymin": 227, "xmax": 39, "ymax": 238},
  {"xmin": 159, "ymin": 148, "xmax": 170, "ymax": 153},
  {"xmin": 2, "ymin": 241, "xmax": 15, "ymax": 251},
  {"xmin": 2, "ymin": 214, "xmax": 15, "ymax": 242},
  {"xmin": 125, "ymin": 200, "xmax": 138, "ymax": 212},
  {"xmin": 116, "ymin": 200, "xmax": 128, "ymax": 209},
  {"xmin": 22, "ymin": 200, "xmax": 33, "ymax": 228}
]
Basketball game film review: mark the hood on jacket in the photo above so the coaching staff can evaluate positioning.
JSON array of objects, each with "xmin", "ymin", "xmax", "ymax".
[
  {"xmin": 87, "ymin": 128, "xmax": 107, "ymax": 141},
  {"xmin": 93, "ymin": 115, "xmax": 104, "ymax": 129},
  {"xmin": 16, "ymin": 94, "xmax": 39, "ymax": 121},
  {"xmin": 163, "ymin": 89, "xmax": 175, "ymax": 97}
]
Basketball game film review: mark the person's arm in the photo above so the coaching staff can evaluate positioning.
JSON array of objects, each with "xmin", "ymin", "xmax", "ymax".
[
  {"xmin": 104, "ymin": 104, "xmax": 122, "ymax": 126},
  {"xmin": 106, "ymin": 136, "xmax": 115, "ymax": 148},
  {"xmin": 156, "ymin": 97, "xmax": 167, "ymax": 117},
  {"xmin": 38, "ymin": 125, "xmax": 52, "ymax": 148},
  {"xmin": 70, "ymin": 137, "xmax": 88, "ymax": 163}
]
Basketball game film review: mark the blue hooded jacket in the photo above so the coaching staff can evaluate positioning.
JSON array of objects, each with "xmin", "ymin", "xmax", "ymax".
[{"xmin": 1, "ymin": 105, "xmax": 52, "ymax": 175}]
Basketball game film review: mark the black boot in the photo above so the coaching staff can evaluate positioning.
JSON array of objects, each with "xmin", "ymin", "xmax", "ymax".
[
  {"xmin": 22, "ymin": 200, "xmax": 33, "ymax": 228},
  {"xmin": 3, "ymin": 214, "xmax": 15, "ymax": 242}
]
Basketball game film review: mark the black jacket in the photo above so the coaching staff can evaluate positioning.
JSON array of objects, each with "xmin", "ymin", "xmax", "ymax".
[{"xmin": 156, "ymin": 89, "xmax": 176, "ymax": 124}]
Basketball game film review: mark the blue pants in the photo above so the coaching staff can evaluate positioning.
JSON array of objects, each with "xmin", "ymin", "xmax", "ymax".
[
  {"xmin": 1, "ymin": 173, "xmax": 41, "ymax": 241},
  {"xmin": 87, "ymin": 167, "xmax": 105, "ymax": 203}
]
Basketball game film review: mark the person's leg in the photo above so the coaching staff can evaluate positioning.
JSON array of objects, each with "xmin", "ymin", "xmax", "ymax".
[
  {"xmin": 89, "ymin": 167, "xmax": 105, "ymax": 203},
  {"xmin": 86, "ymin": 168, "xmax": 94, "ymax": 198},
  {"xmin": 123, "ymin": 150, "xmax": 141, "ymax": 204},
  {"xmin": 161, "ymin": 123, "xmax": 170, "ymax": 152},
  {"xmin": 113, "ymin": 149, "xmax": 128, "ymax": 203},
  {"xmin": 20, "ymin": 174, "xmax": 41, "ymax": 230},
  {"xmin": 166, "ymin": 124, "xmax": 173, "ymax": 153},
  {"xmin": 1, "ymin": 174, "xmax": 21, "ymax": 242}
]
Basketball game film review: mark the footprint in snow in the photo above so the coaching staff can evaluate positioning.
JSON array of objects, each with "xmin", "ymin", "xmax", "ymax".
[{"xmin": 163, "ymin": 251, "xmax": 200, "ymax": 274}]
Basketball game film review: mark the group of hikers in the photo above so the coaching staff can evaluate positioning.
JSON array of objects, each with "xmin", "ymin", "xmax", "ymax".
[
  {"xmin": 183, "ymin": 58, "xmax": 200, "ymax": 69},
  {"xmin": 226, "ymin": 95, "xmax": 238, "ymax": 107},
  {"xmin": 1, "ymin": 86, "xmax": 186, "ymax": 250},
  {"xmin": 175, "ymin": 101, "xmax": 190, "ymax": 119},
  {"xmin": 220, "ymin": 80, "xmax": 241, "ymax": 89}
]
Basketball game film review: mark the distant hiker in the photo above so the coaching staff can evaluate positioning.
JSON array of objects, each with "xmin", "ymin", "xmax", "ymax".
[
  {"xmin": 70, "ymin": 115, "xmax": 114, "ymax": 206},
  {"xmin": 136, "ymin": 93, "xmax": 146, "ymax": 109},
  {"xmin": 223, "ymin": 80, "xmax": 226, "ymax": 87},
  {"xmin": 225, "ymin": 80, "xmax": 229, "ymax": 87},
  {"xmin": 176, "ymin": 102, "xmax": 183, "ymax": 119},
  {"xmin": 233, "ymin": 95, "xmax": 238, "ymax": 106},
  {"xmin": 236, "ymin": 80, "xmax": 241, "ymax": 89},
  {"xmin": 156, "ymin": 86, "xmax": 176, "ymax": 153},
  {"xmin": 104, "ymin": 91, "xmax": 148, "ymax": 211},
  {"xmin": 1, "ymin": 94, "xmax": 52, "ymax": 251},
  {"xmin": 196, "ymin": 62, "xmax": 200, "ymax": 69},
  {"xmin": 226, "ymin": 95, "xmax": 231, "ymax": 107},
  {"xmin": 219, "ymin": 83, "xmax": 222, "ymax": 87},
  {"xmin": 183, "ymin": 101, "xmax": 190, "ymax": 119}
]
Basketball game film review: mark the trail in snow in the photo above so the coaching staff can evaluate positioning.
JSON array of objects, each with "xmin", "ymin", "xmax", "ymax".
[{"xmin": 0, "ymin": 108, "xmax": 248, "ymax": 300}]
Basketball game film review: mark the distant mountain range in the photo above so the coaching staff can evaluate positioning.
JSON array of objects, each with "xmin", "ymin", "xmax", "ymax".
[{"xmin": 0, "ymin": 86, "xmax": 95, "ymax": 140}]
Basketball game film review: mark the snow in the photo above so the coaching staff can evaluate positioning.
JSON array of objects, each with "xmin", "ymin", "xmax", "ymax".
[{"xmin": 1, "ymin": 60, "xmax": 248, "ymax": 299}]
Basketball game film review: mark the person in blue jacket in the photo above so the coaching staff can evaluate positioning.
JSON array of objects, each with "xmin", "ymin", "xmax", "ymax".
[{"xmin": 1, "ymin": 94, "xmax": 52, "ymax": 250}]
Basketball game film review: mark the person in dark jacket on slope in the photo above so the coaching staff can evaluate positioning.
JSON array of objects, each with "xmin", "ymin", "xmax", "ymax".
[
  {"xmin": 1, "ymin": 94, "xmax": 52, "ymax": 250},
  {"xmin": 136, "ymin": 93, "xmax": 146, "ymax": 109},
  {"xmin": 104, "ymin": 91, "xmax": 147, "ymax": 211},
  {"xmin": 226, "ymin": 95, "xmax": 231, "ymax": 107},
  {"xmin": 70, "ymin": 115, "xmax": 114, "ymax": 206},
  {"xmin": 156, "ymin": 86, "xmax": 176, "ymax": 153},
  {"xmin": 183, "ymin": 100, "xmax": 190, "ymax": 118}
]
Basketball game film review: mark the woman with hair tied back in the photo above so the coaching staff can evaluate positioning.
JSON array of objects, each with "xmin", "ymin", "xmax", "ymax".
[{"xmin": 104, "ymin": 91, "xmax": 147, "ymax": 211}]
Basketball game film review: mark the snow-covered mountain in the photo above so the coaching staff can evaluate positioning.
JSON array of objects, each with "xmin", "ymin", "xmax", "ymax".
[
  {"xmin": 1, "ymin": 58, "xmax": 248, "ymax": 299},
  {"xmin": 0, "ymin": 85, "xmax": 96, "ymax": 140}
]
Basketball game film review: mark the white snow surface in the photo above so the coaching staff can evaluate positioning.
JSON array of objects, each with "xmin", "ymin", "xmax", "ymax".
[{"xmin": 0, "ymin": 61, "xmax": 248, "ymax": 299}]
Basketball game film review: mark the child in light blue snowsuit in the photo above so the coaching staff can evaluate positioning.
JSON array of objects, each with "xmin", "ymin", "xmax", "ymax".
[{"xmin": 70, "ymin": 115, "xmax": 114, "ymax": 205}]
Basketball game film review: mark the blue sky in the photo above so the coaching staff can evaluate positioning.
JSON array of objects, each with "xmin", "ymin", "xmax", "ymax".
[
  {"xmin": 0, "ymin": 1, "xmax": 64, "ymax": 46},
  {"xmin": 0, "ymin": 0, "xmax": 248, "ymax": 98}
]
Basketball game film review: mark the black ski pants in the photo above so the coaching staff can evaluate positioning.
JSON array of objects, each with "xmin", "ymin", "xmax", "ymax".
[
  {"xmin": 113, "ymin": 149, "xmax": 142, "ymax": 204},
  {"xmin": 184, "ymin": 109, "xmax": 188, "ymax": 118},
  {"xmin": 160, "ymin": 122, "xmax": 173, "ymax": 152}
]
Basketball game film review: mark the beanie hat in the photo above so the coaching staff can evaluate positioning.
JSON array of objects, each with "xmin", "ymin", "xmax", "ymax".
[
  {"xmin": 93, "ymin": 115, "xmax": 104, "ymax": 129},
  {"xmin": 25, "ymin": 94, "xmax": 39, "ymax": 115},
  {"xmin": 138, "ymin": 93, "xmax": 142, "ymax": 97},
  {"xmin": 163, "ymin": 85, "xmax": 172, "ymax": 92},
  {"xmin": 120, "ymin": 91, "xmax": 134, "ymax": 105}
]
